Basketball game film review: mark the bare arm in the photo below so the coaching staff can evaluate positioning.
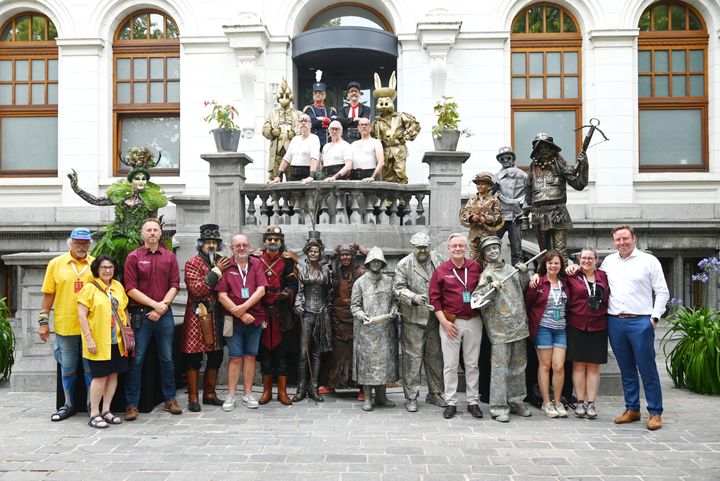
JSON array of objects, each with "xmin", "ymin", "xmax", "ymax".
[
  {"xmin": 77, "ymin": 303, "xmax": 96, "ymax": 354},
  {"xmin": 38, "ymin": 292, "xmax": 55, "ymax": 342}
]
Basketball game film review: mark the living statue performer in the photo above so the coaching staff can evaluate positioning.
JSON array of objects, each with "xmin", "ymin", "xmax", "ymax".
[
  {"xmin": 471, "ymin": 236, "xmax": 533, "ymax": 422},
  {"xmin": 263, "ymin": 79, "xmax": 303, "ymax": 182},
  {"xmin": 351, "ymin": 247, "xmax": 399, "ymax": 411},
  {"xmin": 372, "ymin": 71, "xmax": 421, "ymax": 184},
  {"xmin": 460, "ymin": 172, "xmax": 504, "ymax": 261},
  {"xmin": 494, "ymin": 147, "xmax": 527, "ymax": 266},
  {"xmin": 393, "ymin": 232, "xmax": 447, "ymax": 412},
  {"xmin": 524, "ymin": 132, "xmax": 588, "ymax": 260},
  {"xmin": 68, "ymin": 147, "xmax": 168, "ymax": 265}
]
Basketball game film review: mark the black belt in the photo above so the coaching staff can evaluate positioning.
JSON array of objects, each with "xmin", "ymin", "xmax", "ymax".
[{"xmin": 616, "ymin": 313, "xmax": 645, "ymax": 318}]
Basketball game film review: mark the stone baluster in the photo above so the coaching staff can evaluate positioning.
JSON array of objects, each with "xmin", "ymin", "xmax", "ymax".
[
  {"xmin": 349, "ymin": 191, "xmax": 362, "ymax": 224},
  {"xmin": 246, "ymin": 193, "xmax": 257, "ymax": 225}
]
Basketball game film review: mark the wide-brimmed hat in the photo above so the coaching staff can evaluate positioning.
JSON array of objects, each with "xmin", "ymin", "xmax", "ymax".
[
  {"xmin": 496, "ymin": 146, "xmax": 516, "ymax": 161},
  {"xmin": 263, "ymin": 225, "xmax": 284, "ymax": 241},
  {"xmin": 478, "ymin": 236, "xmax": 502, "ymax": 253},
  {"xmin": 531, "ymin": 132, "xmax": 561, "ymax": 158},
  {"xmin": 198, "ymin": 224, "xmax": 222, "ymax": 242},
  {"xmin": 472, "ymin": 172, "xmax": 494, "ymax": 185}
]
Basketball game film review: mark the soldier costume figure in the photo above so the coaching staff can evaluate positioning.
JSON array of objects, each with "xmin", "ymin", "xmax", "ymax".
[
  {"xmin": 263, "ymin": 79, "xmax": 303, "ymax": 182},
  {"xmin": 460, "ymin": 172, "xmax": 504, "ymax": 261},
  {"xmin": 254, "ymin": 226, "xmax": 298, "ymax": 406},
  {"xmin": 525, "ymin": 132, "xmax": 588, "ymax": 259},
  {"xmin": 303, "ymin": 70, "xmax": 338, "ymax": 151},
  {"xmin": 181, "ymin": 224, "xmax": 231, "ymax": 412},
  {"xmin": 471, "ymin": 236, "xmax": 532, "ymax": 422},
  {"xmin": 494, "ymin": 147, "xmax": 527, "ymax": 266},
  {"xmin": 394, "ymin": 232, "xmax": 446, "ymax": 412},
  {"xmin": 351, "ymin": 247, "xmax": 399, "ymax": 411}
]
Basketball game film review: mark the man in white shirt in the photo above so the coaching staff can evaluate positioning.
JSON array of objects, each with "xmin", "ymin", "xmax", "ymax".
[
  {"xmin": 322, "ymin": 120, "xmax": 353, "ymax": 181},
  {"xmin": 601, "ymin": 224, "xmax": 669, "ymax": 431},
  {"xmin": 351, "ymin": 118, "xmax": 384, "ymax": 183},
  {"xmin": 270, "ymin": 113, "xmax": 320, "ymax": 185}
]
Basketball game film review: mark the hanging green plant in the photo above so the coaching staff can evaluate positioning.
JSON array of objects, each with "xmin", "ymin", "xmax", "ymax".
[
  {"xmin": 0, "ymin": 297, "xmax": 14, "ymax": 382},
  {"xmin": 661, "ymin": 306, "xmax": 720, "ymax": 395}
]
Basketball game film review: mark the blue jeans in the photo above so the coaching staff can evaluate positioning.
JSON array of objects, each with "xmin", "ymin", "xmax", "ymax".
[
  {"xmin": 608, "ymin": 315, "xmax": 663, "ymax": 415},
  {"xmin": 535, "ymin": 325, "xmax": 567, "ymax": 349},
  {"xmin": 54, "ymin": 334, "xmax": 91, "ymax": 407},
  {"xmin": 125, "ymin": 309, "xmax": 177, "ymax": 406}
]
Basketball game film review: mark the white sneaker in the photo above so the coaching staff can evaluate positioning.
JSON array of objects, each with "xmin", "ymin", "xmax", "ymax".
[
  {"xmin": 554, "ymin": 401, "xmax": 568, "ymax": 418},
  {"xmin": 575, "ymin": 402, "xmax": 587, "ymax": 418},
  {"xmin": 585, "ymin": 402, "xmax": 598, "ymax": 419},
  {"xmin": 222, "ymin": 395, "xmax": 236, "ymax": 412},
  {"xmin": 241, "ymin": 393, "xmax": 259, "ymax": 409},
  {"xmin": 542, "ymin": 402, "xmax": 559, "ymax": 418}
]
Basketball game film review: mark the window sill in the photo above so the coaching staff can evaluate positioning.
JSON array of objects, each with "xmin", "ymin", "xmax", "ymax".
[{"xmin": 634, "ymin": 172, "xmax": 720, "ymax": 182}]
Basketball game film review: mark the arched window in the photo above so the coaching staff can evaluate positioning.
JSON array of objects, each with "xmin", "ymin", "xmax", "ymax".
[
  {"xmin": 0, "ymin": 13, "xmax": 58, "ymax": 176},
  {"xmin": 510, "ymin": 4, "xmax": 581, "ymax": 167},
  {"xmin": 638, "ymin": 2, "xmax": 707, "ymax": 171},
  {"xmin": 113, "ymin": 10, "xmax": 179, "ymax": 175},
  {"xmin": 304, "ymin": 4, "xmax": 392, "ymax": 32}
]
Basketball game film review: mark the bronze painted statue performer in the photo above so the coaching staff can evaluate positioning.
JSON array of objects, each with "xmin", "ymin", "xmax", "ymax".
[
  {"xmin": 263, "ymin": 79, "xmax": 303, "ymax": 182},
  {"xmin": 68, "ymin": 147, "xmax": 168, "ymax": 265}
]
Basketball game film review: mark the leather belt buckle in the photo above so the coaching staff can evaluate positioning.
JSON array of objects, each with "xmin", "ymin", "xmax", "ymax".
[{"xmin": 618, "ymin": 313, "xmax": 640, "ymax": 318}]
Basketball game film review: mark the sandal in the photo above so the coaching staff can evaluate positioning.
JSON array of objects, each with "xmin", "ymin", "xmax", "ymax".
[
  {"xmin": 50, "ymin": 405, "xmax": 76, "ymax": 422},
  {"xmin": 88, "ymin": 415, "xmax": 109, "ymax": 429},
  {"xmin": 101, "ymin": 411, "xmax": 122, "ymax": 425}
]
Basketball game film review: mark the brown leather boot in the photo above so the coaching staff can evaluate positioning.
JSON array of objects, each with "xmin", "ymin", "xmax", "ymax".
[
  {"xmin": 202, "ymin": 369, "xmax": 225, "ymax": 406},
  {"xmin": 258, "ymin": 374, "xmax": 273, "ymax": 405},
  {"xmin": 277, "ymin": 375, "xmax": 292, "ymax": 405},
  {"xmin": 186, "ymin": 370, "xmax": 201, "ymax": 412}
]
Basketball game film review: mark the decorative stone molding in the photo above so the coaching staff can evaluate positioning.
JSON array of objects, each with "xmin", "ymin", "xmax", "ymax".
[
  {"xmin": 223, "ymin": 12, "xmax": 270, "ymax": 139},
  {"xmin": 416, "ymin": 9, "xmax": 462, "ymax": 100},
  {"xmin": 55, "ymin": 38, "xmax": 105, "ymax": 56},
  {"xmin": 588, "ymin": 29, "xmax": 639, "ymax": 48}
]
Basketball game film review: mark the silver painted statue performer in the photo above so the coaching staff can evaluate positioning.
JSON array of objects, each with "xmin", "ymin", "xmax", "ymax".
[
  {"xmin": 351, "ymin": 247, "xmax": 399, "ymax": 411},
  {"xmin": 494, "ymin": 147, "xmax": 527, "ymax": 266}
]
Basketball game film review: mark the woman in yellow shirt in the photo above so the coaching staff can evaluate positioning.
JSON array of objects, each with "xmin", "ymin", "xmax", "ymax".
[{"xmin": 78, "ymin": 254, "xmax": 130, "ymax": 428}]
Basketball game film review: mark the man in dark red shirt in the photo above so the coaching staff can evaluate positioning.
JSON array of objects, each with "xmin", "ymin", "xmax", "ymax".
[
  {"xmin": 429, "ymin": 233, "xmax": 484, "ymax": 419},
  {"xmin": 124, "ymin": 218, "xmax": 181, "ymax": 420}
]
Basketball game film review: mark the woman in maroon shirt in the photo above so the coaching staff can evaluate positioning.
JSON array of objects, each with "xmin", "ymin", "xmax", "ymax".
[{"xmin": 565, "ymin": 248, "xmax": 609, "ymax": 419}]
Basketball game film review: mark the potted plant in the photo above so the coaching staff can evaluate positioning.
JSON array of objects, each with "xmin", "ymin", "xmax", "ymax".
[
  {"xmin": 432, "ymin": 96, "xmax": 472, "ymax": 151},
  {"xmin": 204, "ymin": 100, "xmax": 241, "ymax": 152},
  {"xmin": 0, "ymin": 297, "xmax": 14, "ymax": 382}
]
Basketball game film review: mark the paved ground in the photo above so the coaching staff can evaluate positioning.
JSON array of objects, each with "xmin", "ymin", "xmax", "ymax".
[{"xmin": 1, "ymin": 351, "xmax": 719, "ymax": 481}]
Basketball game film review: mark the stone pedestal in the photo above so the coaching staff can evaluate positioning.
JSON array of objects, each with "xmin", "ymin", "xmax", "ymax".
[
  {"xmin": 201, "ymin": 152, "xmax": 253, "ymax": 240},
  {"xmin": 2, "ymin": 253, "xmax": 59, "ymax": 391},
  {"xmin": 423, "ymin": 151, "xmax": 470, "ymax": 247}
]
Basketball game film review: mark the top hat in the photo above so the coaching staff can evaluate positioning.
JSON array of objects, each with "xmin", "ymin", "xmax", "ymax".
[
  {"xmin": 347, "ymin": 81, "xmax": 362, "ymax": 91},
  {"xmin": 531, "ymin": 132, "xmax": 562, "ymax": 158},
  {"xmin": 198, "ymin": 224, "xmax": 222, "ymax": 242}
]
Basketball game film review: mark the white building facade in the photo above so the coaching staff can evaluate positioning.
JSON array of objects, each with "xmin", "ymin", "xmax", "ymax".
[{"xmin": 0, "ymin": 0, "xmax": 719, "ymax": 308}]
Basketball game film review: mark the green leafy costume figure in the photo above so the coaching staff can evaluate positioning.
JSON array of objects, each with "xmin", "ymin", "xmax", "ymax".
[{"xmin": 68, "ymin": 147, "xmax": 169, "ymax": 265}]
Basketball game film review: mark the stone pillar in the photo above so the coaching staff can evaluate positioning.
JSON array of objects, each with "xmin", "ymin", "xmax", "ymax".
[
  {"xmin": 2, "ymin": 253, "xmax": 59, "ymax": 391},
  {"xmin": 416, "ymin": 9, "xmax": 462, "ymax": 100},
  {"xmin": 423, "ymin": 151, "xmax": 470, "ymax": 246},
  {"xmin": 201, "ymin": 152, "xmax": 253, "ymax": 241}
]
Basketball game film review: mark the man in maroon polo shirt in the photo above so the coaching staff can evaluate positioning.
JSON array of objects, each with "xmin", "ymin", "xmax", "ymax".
[
  {"xmin": 216, "ymin": 234, "xmax": 268, "ymax": 411},
  {"xmin": 124, "ymin": 218, "xmax": 181, "ymax": 420},
  {"xmin": 429, "ymin": 233, "xmax": 484, "ymax": 419}
]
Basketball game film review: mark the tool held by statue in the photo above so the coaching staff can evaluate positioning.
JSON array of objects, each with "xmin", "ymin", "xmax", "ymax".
[
  {"xmin": 574, "ymin": 118, "xmax": 609, "ymax": 154},
  {"xmin": 471, "ymin": 249, "xmax": 547, "ymax": 309}
]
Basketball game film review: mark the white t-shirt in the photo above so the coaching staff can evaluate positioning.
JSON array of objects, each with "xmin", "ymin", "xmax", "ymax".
[
  {"xmin": 283, "ymin": 134, "xmax": 320, "ymax": 167},
  {"xmin": 352, "ymin": 138, "xmax": 383, "ymax": 170},
  {"xmin": 321, "ymin": 140, "xmax": 352, "ymax": 167}
]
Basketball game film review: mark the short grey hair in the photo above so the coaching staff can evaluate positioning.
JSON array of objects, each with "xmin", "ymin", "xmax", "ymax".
[{"xmin": 447, "ymin": 233, "xmax": 467, "ymax": 244}]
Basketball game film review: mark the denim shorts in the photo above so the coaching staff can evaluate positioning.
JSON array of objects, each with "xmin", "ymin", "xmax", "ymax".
[
  {"xmin": 224, "ymin": 321, "xmax": 262, "ymax": 357},
  {"xmin": 535, "ymin": 325, "xmax": 567, "ymax": 349}
]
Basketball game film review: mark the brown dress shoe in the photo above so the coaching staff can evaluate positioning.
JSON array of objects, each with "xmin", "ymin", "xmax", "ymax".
[
  {"xmin": 647, "ymin": 414, "xmax": 662, "ymax": 430},
  {"xmin": 614, "ymin": 410, "xmax": 641, "ymax": 424},
  {"xmin": 164, "ymin": 399, "xmax": 183, "ymax": 415},
  {"xmin": 124, "ymin": 405, "xmax": 139, "ymax": 421}
]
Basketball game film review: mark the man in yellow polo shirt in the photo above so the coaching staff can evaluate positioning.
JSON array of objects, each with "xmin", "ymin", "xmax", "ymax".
[{"xmin": 39, "ymin": 227, "xmax": 95, "ymax": 421}]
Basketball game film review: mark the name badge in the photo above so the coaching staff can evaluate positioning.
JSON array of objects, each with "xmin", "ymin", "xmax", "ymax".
[
  {"xmin": 74, "ymin": 280, "xmax": 84, "ymax": 293},
  {"xmin": 241, "ymin": 287, "xmax": 250, "ymax": 299},
  {"xmin": 463, "ymin": 291, "xmax": 471, "ymax": 303},
  {"xmin": 552, "ymin": 308, "xmax": 561, "ymax": 321}
]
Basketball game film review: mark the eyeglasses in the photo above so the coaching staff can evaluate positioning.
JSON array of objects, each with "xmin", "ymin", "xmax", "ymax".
[
  {"xmin": 99, "ymin": 265, "xmax": 115, "ymax": 270},
  {"xmin": 358, "ymin": 123, "xmax": 371, "ymax": 127},
  {"xmin": 266, "ymin": 237, "xmax": 281, "ymax": 242},
  {"xmin": 299, "ymin": 119, "xmax": 310, "ymax": 123},
  {"xmin": 329, "ymin": 127, "xmax": 341, "ymax": 131}
]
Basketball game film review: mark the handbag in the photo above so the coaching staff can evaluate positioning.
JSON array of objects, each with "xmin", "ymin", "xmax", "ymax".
[{"xmin": 91, "ymin": 281, "xmax": 135, "ymax": 355}]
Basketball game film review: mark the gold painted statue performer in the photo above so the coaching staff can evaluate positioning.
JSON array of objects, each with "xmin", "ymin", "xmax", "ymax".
[
  {"xmin": 460, "ymin": 172, "xmax": 504, "ymax": 261},
  {"xmin": 263, "ymin": 79, "xmax": 303, "ymax": 182}
]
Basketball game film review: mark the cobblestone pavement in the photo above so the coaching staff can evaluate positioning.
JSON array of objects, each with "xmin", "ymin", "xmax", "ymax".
[{"xmin": 1, "ymin": 356, "xmax": 719, "ymax": 481}]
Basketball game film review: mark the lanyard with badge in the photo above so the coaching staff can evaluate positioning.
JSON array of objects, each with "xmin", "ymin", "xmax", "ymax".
[
  {"xmin": 238, "ymin": 265, "xmax": 250, "ymax": 299},
  {"xmin": 72, "ymin": 262, "xmax": 88, "ymax": 293},
  {"xmin": 550, "ymin": 281, "xmax": 564, "ymax": 320},
  {"xmin": 453, "ymin": 267, "xmax": 471, "ymax": 303}
]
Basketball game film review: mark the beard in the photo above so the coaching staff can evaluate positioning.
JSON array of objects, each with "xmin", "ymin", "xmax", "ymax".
[{"xmin": 266, "ymin": 244, "xmax": 281, "ymax": 253}]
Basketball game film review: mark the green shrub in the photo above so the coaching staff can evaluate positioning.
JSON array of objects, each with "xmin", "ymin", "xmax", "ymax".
[
  {"xmin": 0, "ymin": 297, "xmax": 14, "ymax": 381},
  {"xmin": 661, "ymin": 306, "xmax": 720, "ymax": 395}
]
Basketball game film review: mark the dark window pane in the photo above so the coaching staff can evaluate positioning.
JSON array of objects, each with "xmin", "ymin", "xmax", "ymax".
[
  {"xmin": 149, "ymin": 14, "xmax": 164, "ymax": 39},
  {"xmin": 118, "ymin": 20, "xmax": 131, "ymax": 40},
  {"xmin": 563, "ymin": 13, "xmax": 577, "ymax": 32},
  {"xmin": 639, "ymin": 11, "xmax": 651, "ymax": 31},
  {"xmin": 133, "ymin": 14, "xmax": 148, "ymax": 39},
  {"xmin": 688, "ymin": 11, "xmax": 702, "ymax": 30},
  {"xmin": 1, "ymin": 116, "xmax": 58, "ymax": 170},
  {"xmin": 653, "ymin": 5, "xmax": 668, "ymax": 30},
  {"xmin": 639, "ymin": 109, "xmax": 701, "ymax": 166},
  {"xmin": 512, "ymin": 15, "xmax": 526, "ymax": 34},
  {"xmin": 166, "ymin": 19, "xmax": 179, "ymax": 39},
  {"xmin": 48, "ymin": 20, "xmax": 57, "ymax": 40},
  {"xmin": 31, "ymin": 16, "xmax": 45, "ymax": 41},
  {"xmin": 16, "ymin": 16, "xmax": 29, "ymax": 41},
  {"xmin": 546, "ymin": 7, "xmax": 560, "ymax": 33},
  {"xmin": 120, "ymin": 116, "xmax": 180, "ymax": 169},
  {"xmin": 528, "ymin": 7, "xmax": 543, "ymax": 33},
  {"xmin": 670, "ymin": 5, "xmax": 685, "ymax": 30}
]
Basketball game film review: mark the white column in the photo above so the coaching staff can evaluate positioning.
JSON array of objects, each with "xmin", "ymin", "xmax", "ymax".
[{"xmin": 416, "ymin": 9, "xmax": 462, "ymax": 100}]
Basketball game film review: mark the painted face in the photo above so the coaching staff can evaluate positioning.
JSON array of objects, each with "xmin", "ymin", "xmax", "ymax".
[
  {"xmin": 264, "ymin": 236, "xmax": 282, "ymax": 252},
  {"xmin": 141, "ymin": 221, "xmax": 162, "ymax": 245},
  {"xmin": 313, "ymin": 90, "xmax": 326, "ymax": 104},
  {"xmin": 339, "ymin": 251, "xmax": 353, "ymax": 267},
  {"xmin": 483, "ymin": 244, "xmax": 501, "ymax": 263},
  {"xmin": 278, "ymin": 91, "xmax": 292, "ymax": 109},
  {"xmin": 498, "ymin": 154, "xmax": 515, "ymax": 169},
  {"xmin": 201, "ymin": 240, "xmax": 219, "ymax": 255},
  {"xmin": 537, "ymin": 144, "xmax": 555, "ymax": 161},
  {"xmin": 612, "ymin": 229, "xmax": 636, "ymax": 258},
  {"xmin": 376, "ymin": 96, "xmax": 395, "ymax": 115},
  {"xmin": 307, "ymin": 246, "xmax": 321, "ymax": 263},
  {"xmin": 545, "ymin": 256, "xmax": 562, "ymax": 276},
  {"xmin": 413, "ymin": 245, "xmax": 430, "ymax": 264},
  {"xmin": 70, "ymin": 239, "xmax": 91, "ymax": 259},
  {"xmin": 231, "ymin": 236, "xmax": 250, "ymax": 260},
  {"xmin": 476, "ymin": 181, "xmax": 491, "ymax": 195},
  {"xmin": 579, "ymin": 250, "xmax": 598, "ymax": 272},
  {"xmin": 98, "ymin": 261, "xmax": 115, "ymax": 282},
  {"xmin": 447, "ymin": 237, "xmax": 467, "ymax": 261},
  {"xmin": 368, "ymin": 259, "xmax": 384, "ymax": 274},
  {"xmin": 132, "ymin": 172, "xmax": 148, "ymax": 192}
]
